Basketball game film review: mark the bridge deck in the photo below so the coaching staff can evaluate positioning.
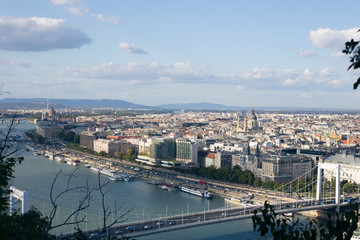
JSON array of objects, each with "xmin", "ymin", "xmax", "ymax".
[{"xmin": 70, "ymin": 200, "xmax": 349, "ymax": 239}]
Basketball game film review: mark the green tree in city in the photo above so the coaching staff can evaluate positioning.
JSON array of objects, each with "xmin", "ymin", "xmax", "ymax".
[
  {"xmin": 74, "ymin": 134, "xmax": 80, "ymax": 144},
  {"xmin": 214, "ymin": 167, "xmax": 230, "ymax": 181},
  {"xmin": 124, "ymin": 149, "xmax": 137, "ymax": 161},
  {"xmin": 33, "ymin": 133, "xmax": 45, "ymax": 143},
  {"xmin": 254, "ymin": 178, "xmax": 261, "ymax": 188},
  {"xmin": 262, "ymin": 181, "xmax": 275, "ymax": 190},
  {"xmin": 99, "ymin": 151, "xmax": 107, "ymax": 157},
  {"xmin": 343, "ymin": 182, "xmax": 357, "ymax": 193},
  {"xmin": 58, "ymin": 131, "xmax": 64, "ymax": 140},
  {"xmin": 65, "ymin": 131, "xmax": 75, "ymax": 142},
  {"xmin": 245, "ymin": 170, "xmax": 255, "ymax": 185}
]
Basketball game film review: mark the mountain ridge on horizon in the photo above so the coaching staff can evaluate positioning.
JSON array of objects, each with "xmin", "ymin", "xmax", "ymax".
[
  {"xmin": 0, "ymin": 98, "xmax": 157, "ymax": 110},
  {"xmin": 0, "ymin": 98, "xmax": 358, "ymax": 112}
]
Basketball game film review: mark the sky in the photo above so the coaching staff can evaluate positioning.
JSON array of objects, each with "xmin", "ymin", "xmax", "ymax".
[{"xmin": 1, "ymin": 0, "xmax": 360, "ymax": 109}]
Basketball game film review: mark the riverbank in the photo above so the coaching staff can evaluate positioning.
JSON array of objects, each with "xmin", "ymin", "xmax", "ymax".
[
  {"xmin": 24, "ymin": 126, "xmax": 294, "ymax": 206},
  {"xmin": 26, "ymin": 145, "xmax": 289, "ymax": 208}
]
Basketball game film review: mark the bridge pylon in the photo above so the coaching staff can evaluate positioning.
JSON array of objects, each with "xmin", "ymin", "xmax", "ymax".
[
  {"xmin": 9, "ymin": 186, "xmax": 28, "ymax": 215},
  {"xmin": 316, "ymin": 163, "xmax": 340, "ymax": 204}
]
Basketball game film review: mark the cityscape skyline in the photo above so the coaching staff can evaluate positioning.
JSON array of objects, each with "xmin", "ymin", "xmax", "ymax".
[{"xmin": 1, "ymin": 1, "xmax": 360, "ymax": 108}]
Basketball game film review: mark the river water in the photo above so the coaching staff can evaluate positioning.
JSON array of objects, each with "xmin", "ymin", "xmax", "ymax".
[{"xmin": 8, "ymin": 120, "xmax": 262, "ymax": 239}]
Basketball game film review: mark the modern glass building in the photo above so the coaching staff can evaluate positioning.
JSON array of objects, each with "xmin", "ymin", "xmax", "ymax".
[
  {"xmin": 176, "ymin": 138, "xmax": 198, "ymax": 165},
  {"xmin": 149, "ymin": 139, "xmax": 176, "ymax": 161}
]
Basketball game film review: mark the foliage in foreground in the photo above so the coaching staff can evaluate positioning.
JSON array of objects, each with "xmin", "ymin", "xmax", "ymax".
[
  {"xmin": 252, "ymin": 201, "xmax": 359, "ymax": 240},
  {"xmin": 0, "ymin": 207, "xmax": 52, "ymax": 240},
  {"xmin": 343, "ymin": 32, "xmax": 360, "ymax": 89}
]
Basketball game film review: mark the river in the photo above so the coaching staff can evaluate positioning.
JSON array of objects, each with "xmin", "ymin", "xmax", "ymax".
[{"xmin": 8, "ymin": 120, "xmax": 263, "ymax": 239}]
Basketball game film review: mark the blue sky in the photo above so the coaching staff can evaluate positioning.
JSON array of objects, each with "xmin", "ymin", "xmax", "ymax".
[{"xmin": 1, "ymin": 0, "xmax": 360, "ymax": 108}]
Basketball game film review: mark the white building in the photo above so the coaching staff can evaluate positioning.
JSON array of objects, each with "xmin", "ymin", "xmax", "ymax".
[{"xmin": 322, "ymin": 152, "xmax": 360, "ymax": 184}]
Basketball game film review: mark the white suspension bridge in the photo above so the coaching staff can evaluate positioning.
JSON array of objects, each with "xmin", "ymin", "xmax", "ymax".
[{"xmin": 10, "ymin": 162, "xmax": 360, "ymax": 239}]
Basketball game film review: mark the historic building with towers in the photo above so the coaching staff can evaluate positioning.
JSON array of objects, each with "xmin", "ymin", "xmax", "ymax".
[
  {"xmin": 36, "ymin": 105, "xmax": 63, "ymax": 140},
  {"xmin": 242, "ymin": 109, "xmax": 260, "ymax": 132}
]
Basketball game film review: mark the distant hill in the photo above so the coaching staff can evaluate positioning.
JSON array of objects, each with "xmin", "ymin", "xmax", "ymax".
[
  {"xmin": 0, "ymin": 98, "xmax": 159, "ymax": 110},
  {"xmin": 157, "ymin": 102, "xmax": 239, "ymax": 110},
  {"xmin": 156, "ymin": 102, "xmax": 360, "ymax": 113}
]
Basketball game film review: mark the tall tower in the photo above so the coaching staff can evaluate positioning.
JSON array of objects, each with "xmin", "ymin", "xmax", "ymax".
[{"xmin": 236, "ymin": 112, "xmax": 241, "ymax": 132}]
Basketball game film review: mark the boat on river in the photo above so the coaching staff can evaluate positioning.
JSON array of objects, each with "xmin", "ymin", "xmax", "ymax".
[
  {"xmin": 146, "ymin": 180, "xmax": 160, "ymax": 185},
  {"xmin": 54, "ymin": 155, "xmax": 66, "ymax": 163},
  {"xmin": 109, "ymin": 176, "xmax": 123, "ymax": 181},
  {"xmin": 181, "ymin": 186, "xmax": 213, "ymax": 199},
  {"xmin": 159, "ymin": 183, "xmax": 178, "ymax": 191},
  {"xmin": 25, "ymin": 144, "xmax": 36, "ymax": 152},
  {"xmin": 99, "ymin": 168, "xmax": 126, "ymax": 182},
  {"xmin": 90, "ymin": 166, "xmax": 100, "ymax": 172},
  {"xmin": 82, "ymin": 163, "xmax": 92, "ymax": 168},
  {"xmin": 224, "ymin": 197, "xmax": 244, "ymax": 206}
]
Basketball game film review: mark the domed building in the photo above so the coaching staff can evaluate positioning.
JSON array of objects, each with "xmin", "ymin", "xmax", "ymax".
[
  {"xmin": 40, "ymin": 104, "xmax": 58, "ymax": 121},
  {"xmin": 243, "ymin": 109, "xmax": 259, "ymax": 132},
  {"xmin": 48, "ymin": 105, "xmax": 57, "ymax": 121},
  {"xmin": 36, "ymin": 104, "xmax": 62, "ymax": 140}
]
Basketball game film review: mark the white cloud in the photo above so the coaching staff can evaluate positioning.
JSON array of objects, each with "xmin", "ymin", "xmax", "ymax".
[
  {"xmin": 58, "ymin": 62, "xmax": 215, "ymax": 83},
  {"xmin": 329, "ymin": 79, "xmax": 342, "ymax": 87},
  {"xmin": 57, "ymin": 62, "xmax": 346, "ymax": 91},
  {"xmin": 105, "ymin": 16, "xmax": 120, "ymax": 25},
  {"xmin": 281, "ymin": 67, "xmax": 341, "ymax": 88},
  {"xmin": 300, "ymin": 93, "xmax": 311, "ymax": 98},
  {"xmin": 157, "ymin": 77, "xmax": 172, "ymax": 83},
  {"xmin": 302, "ymin": 68, "xmax": 314, "ymax": 76},
  {"xmin": 319, "ymin": 67, "xmax": 334, "ymax": 76},
  {"xmin": 0, "ymin": 16, "xmax": 91, "ymax": 51},
  {"xmin": 309, "ymin": 27, "xmax": 360, "ymax": 50},
  {"xmin": 235, "ymin": 68, "xmax": 277, "ymax": 79},
  {"xmin": 283, "ymin": 78, "xmax": 296, "ymax": 86},
  {"xmin": 0, "ymin": 59, "xmax": 30, "ymax": 67},
  {"xmin": 298, "ymin": 50, "xmax": 317, "ymax": 58},
  {"xmin": 119, "ymin": 42, "xmax": 147, "ymax": 54},
  {"xmin": 51, "ymin": 0, "xmax": 120, "ymax": 24},
  {"xmin": 236, "ymin": 85, "xmax": 246, "ymax": 90},
  {"xmin": 66, "ymin": 7, "xmax": 84, "ymax": 16},
  {"xmin": 90, "ymin": 13, "xmax": 105, "ymax": 22},
  {"xmin": 331, "ymin": 51, "xmax": 346, "ymax": 58},
  {"xmin": 51, "ymin": 0, "xmax": 83, "ymax": 5}
]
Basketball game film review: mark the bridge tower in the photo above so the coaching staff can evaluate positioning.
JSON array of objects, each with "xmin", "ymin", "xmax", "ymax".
[
  {"xmin": 9, "ymin": 186, "xmax": 28, "ymax": 215},
  {"xmin": 316, "ymin": 163, "xmax": 340, "ymax": 204}
]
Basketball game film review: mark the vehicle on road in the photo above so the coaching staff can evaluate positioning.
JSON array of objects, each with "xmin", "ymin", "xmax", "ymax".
[
  {"xmin": 126, "ymin": 226, "xmax": 135, "ymax": 232},
  {"xmin": 156, "ymin": 221, "xmax": 164, "ymax": 226},
  {"xmin": 89, "ymin": 233, "xmax": 99, "ymax": 239},
  {"xmin": 168, "ymin": 220, "xmax": 176, "ymax": 225},
  {"xmin": 144, "ymin": 225, "xmax": 152, "ymax": 230}
]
